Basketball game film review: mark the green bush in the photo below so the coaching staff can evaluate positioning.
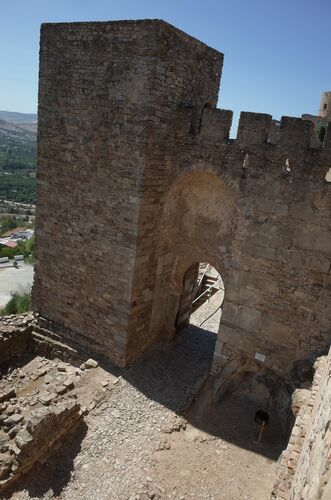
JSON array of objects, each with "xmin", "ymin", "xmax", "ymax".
[
  {"xmin": 0, "ymin": 215, "xmax": 17, "ymax": 234},
  {"xmin": 24, "ymin": 235, "xmax": 35, "ymax": 264},
  {"xmin": 0, "ymin": 246, "xmax": 18, "ymax": 259},
  {"xmin": 0, "ymin": 287, "xmax": 32, "ymax": 316},
  {"xmin": 0, "ymin": 215, "xmax": 30, "ymax": 235},
  {"xmin": 0, "ymin": 173, "xmax": 36, "ymax": 204},
  {"xmin": 317, "ymin": 123, "xmax": 327, "ymax": 143}
]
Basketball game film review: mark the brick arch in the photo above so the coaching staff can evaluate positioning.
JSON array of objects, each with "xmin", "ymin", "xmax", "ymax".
[{"xmin": 190, "ymin": 100, "xmax": 214, "ymax": 134}]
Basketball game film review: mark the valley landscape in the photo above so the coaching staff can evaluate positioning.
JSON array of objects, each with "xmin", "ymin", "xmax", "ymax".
[{"xmin": 0, "ymin": 111, "xmax": 37, "ymax": 205}]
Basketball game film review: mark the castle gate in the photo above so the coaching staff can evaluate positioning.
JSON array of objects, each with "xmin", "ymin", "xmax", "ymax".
[{"xmin": 34, "ymin": 20, "xmax": 331, "ymax": 384}]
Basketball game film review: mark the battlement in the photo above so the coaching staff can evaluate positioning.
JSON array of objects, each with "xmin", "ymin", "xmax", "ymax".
[
  {"xmin": 200, "ymin": 107, "xmax": 233, "ymax": 140},
  {"xmin": 278, "ymin": 116, "xmax": 315, "ymax": 149},
  {"xmin": 197, "ymin": 107, "xmax": 330, "ymax": 152},
  {"xmin": 322, "ymin": 122, "xmax": 331, "ymax": 151},
  {"xmin": 236, "ymin": 112, "xmax": 272, "ymax": 146}
]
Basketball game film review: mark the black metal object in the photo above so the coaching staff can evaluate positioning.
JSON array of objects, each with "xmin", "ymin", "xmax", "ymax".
[{"xmin": 254, "ymin": 409, "xmax": 269, "ymax": 426}]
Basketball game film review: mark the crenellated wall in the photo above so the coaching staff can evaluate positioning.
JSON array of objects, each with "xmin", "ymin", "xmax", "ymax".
[
  {"xmin": 154, "ymin": 106, "xmax": 331, "ymax": 385},
  {"xmin": 34, "ymin": 20, "xmax": 331, "ymax": 382}
]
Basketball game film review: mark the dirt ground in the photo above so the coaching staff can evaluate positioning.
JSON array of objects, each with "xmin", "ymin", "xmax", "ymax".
[{"xmin": 6, "ymin": 312, "xmax": 285, "ymax": 500}]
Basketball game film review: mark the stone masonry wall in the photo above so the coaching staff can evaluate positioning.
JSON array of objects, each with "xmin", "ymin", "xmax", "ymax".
[
  {"xmin": 272, "ymin": 347, "xmax": 331, "ymax": 499},
  {"xmin": 34, "ymin": 20, "xmax": 168, "ymax": 366},
  {"xmin": 122, "ymin": 24, "xmax": 223, "ymax": 360},
  {"xmin": 155, "ymin": 110, "xmax": 331, "ymax": 383},
  {"xmin": 34, "ymin": 20, "xmax": 223, "ymax": 366},
  {"xmin": 34, "ymin": 20, "xmax": 331, "ymax": 378}
]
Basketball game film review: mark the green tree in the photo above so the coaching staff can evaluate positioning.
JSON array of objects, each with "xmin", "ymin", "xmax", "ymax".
[
  {"xmin": 24, "ymin": 234, "xmax": 35, "ymax": 263},
  {"xmin": 0, "ymin": 215, "xmax": 17, "ymax": 234}
]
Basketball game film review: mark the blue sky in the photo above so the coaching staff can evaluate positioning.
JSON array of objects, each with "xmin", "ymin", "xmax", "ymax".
[{"xmin": 0, "ymin": 0, "xmax": 330, "ymax": 131}]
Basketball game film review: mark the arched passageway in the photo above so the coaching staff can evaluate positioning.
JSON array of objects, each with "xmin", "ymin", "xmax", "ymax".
[
  {"xmin": 176, "ymin": 262, "xmax": 225, "ymax": 336},
  {"xmin": 152, "ymin": 167, "xmax": 291, "ymax": 424},
  {"xmin": 149, "ymin": 167, "xmax": 238, "ymax": 350}
]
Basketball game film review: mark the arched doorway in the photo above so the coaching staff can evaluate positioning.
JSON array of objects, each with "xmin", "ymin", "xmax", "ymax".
[
  {"xmin": 150, "ymin": 167, "xmax": 237, "ymax": 347},
  {"xmin": 176, "ymin": 262, "xmax": 225, "ymax": 336}
]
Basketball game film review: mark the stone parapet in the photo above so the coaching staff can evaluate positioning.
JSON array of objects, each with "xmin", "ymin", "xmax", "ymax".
[{"xmin": 272, "ymin": 347, "xmax": 331, "ymax": 499}]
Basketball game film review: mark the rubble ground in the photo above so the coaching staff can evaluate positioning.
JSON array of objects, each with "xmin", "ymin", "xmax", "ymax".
[
  {"xmin": 0, "ymin": 352, "xmax": 118, "ymax": 495},
  {"xmin": 4, "ymin": 325, "xmax": 285, "ymax": 500}
]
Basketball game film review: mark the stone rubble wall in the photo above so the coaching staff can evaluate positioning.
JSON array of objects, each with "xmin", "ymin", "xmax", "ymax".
[
  {"xmin": 0, "ymin": 397, "xmax": 81, "ymax": 495},
  {"xmin": 0, "ymin": 347, "xmax": 99, "ymax": 495},
  {"xmin": 272, "ymin": 347, "xmax": 331, "ymax": 499},
  {"xmin": 0, "ymin": 314, "xmax": 95, "ymax": 369},
  {"xmin": 0, "ymin": 314, "xmax": 35, "ymax": 365}
]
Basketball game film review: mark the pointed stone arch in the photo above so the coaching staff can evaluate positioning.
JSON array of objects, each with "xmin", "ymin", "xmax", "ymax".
[{"xmin": 149, "ymin": 166, "xmax": 239, "ymax": 347}]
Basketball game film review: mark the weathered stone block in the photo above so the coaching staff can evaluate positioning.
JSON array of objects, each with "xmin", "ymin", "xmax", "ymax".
[
  {"xmin": 221, "ymin": 301, "xmax": 238, "ymax": 324},
  {"xmin": 262, "ymin": 318, "xmax": 294, "ymax": 345},
  {"xmin": 219, "ymin": 324, "xmax": 256, "ymax": 354},
  {"xmin": 236, "ymin": 112, "xmax": 272, "ymax": 146},
  {"xmin": 200, "ymin": 108, "xmax": 233, "ymax": 141},
  {"xmin": 237, "ymin": 306, "xmax": 262, "ymax": 331}
]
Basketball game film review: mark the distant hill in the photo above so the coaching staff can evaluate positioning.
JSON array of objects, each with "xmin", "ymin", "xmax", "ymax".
[
  {"xmin": 0, "ymin": 111, "xmax": 37, "ymax": 124},
  {"xmin": 0, "ymin": 119, "xmax": 36, "ymax": 140},
  {"xmin": 0, "ymin": 118, "xmax": 36, "ymax": 173},
  {"xmin": 16, "ymin": 122, "xmax": 37, "ymax": 133}
]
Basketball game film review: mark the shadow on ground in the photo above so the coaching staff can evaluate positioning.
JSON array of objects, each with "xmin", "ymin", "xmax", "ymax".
[
  {"xmin": 115, "ymin": 324, "xmax": 286, "ymax": 461},
  {"xmin": 5, "ymin": 324, "xmax": 286, "ymax": 497}
]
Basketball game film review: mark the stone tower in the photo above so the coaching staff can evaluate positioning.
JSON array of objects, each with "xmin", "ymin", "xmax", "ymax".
[
  {"xmin": 319, "ymin": 91, "xmax": 331, "ymax": 119},
  {"xmin": 33, "ymin": 20, "xmax": 223, "ymax": 367}
]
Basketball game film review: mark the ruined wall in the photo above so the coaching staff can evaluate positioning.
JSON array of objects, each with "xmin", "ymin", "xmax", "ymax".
[
  {"xmin": 272, "ymin": 347, "xmax": 331, "ymax": 499},
  {"xmin": 0, "ymin": 314, "xmax": 34, "ymax": 364},
  {"xmin": 35, "ymin": 20, "xmax": 331, "ymax": 377}
]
